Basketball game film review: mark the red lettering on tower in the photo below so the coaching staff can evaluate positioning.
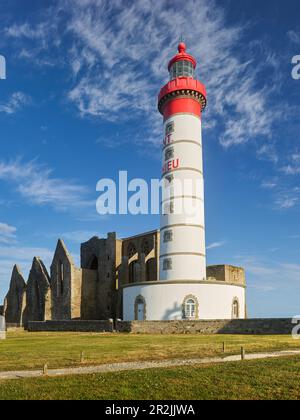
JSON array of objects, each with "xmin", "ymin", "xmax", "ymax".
[
  {"xmin": 163, "ymin": 134, "xmax": 173, "ymax": 147},
  {"xmin": 162, "ymin": 159, "xmax": 180, "ymax": 174},
  {"xmin": 172, "ymin": 159, "xmax": 179, "ymax": 169}
]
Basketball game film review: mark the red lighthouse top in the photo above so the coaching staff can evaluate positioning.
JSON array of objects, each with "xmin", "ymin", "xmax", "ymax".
[
  {"xmin": 158, "ymin": 43, "xmax": 207, "ymax": 118},
  {"xmin": 168, "ymin": 42, "xmax": 197, "ymax": 72}
]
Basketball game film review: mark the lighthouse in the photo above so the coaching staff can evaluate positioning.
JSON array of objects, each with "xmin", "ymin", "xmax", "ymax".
[
  {"xmin": 158, "ymin": 42, "xmax": 207, "ymax": 283},
  {"xmin": 122, "ymin": 43, "xmax": 246, "ymax": 322}
]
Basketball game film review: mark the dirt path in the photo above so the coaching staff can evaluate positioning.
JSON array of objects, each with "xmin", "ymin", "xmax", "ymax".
[{"xmin": 1, "ymin": 349, "xmax": 300, "ymax": 381}]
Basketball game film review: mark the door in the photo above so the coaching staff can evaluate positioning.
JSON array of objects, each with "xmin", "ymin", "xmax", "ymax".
[{"xmin": 137, "ymin": 302, "xmax": 145, "ymax": 321}]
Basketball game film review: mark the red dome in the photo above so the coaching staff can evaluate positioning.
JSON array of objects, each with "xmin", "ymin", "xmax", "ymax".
[
  {"xmin": 168, "ymin": 43, "xmax": 197, "ymax": 71},
  {"xmin": 178, "ymin": 42, "xmax": 186, "ymax": 53}
]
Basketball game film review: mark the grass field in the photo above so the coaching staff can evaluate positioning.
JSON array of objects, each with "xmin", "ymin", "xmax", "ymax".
[
  {"xmin": 0, "ymin": 330, "xmax": 300, "ymax": 372},
  {"xmin": 0, "ymin": 356, "xmax": 300, "ymax": 400}
]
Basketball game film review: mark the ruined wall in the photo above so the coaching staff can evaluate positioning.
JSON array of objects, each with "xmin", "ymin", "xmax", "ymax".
[
  {"xmin": 23, "ymin": 258, "xmax": 51, "ymax": 325},
  {"xmin": 81, "ymin": 233, "xmax": 119, "ymax": 320},
  {"xmin": 50, "ymin": 240, "xmax": 80, "ymax": 320},
  {"xmin": 120, "ymin": 230, "xmax": 160, "ymax": 285},
  {"xmin": 207, "ymin": 265, "xmax": 245, "ymax": 286},
  {"xmin": 81, "ymin": 269, "xmax": 98, "ymax": 320},
  {"xmin": 4, "ymin": 265, "xmax": 26, "ymax": 324},
  {"xmin": 70, "ymin": 266, "xmax": 83, "ymax": 319}
]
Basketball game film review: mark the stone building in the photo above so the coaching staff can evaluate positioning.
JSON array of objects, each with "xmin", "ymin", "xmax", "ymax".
[
  {"xmin": 23, "ymin": 257, "xmax": 51, "ymax": 325},
  {"xmin": 3, "ymin": 265, "xmax": 26, "ymax": 325},
  {"xmin": 2, "ymin": 229, "xmax": 246, "ymax": 325}
]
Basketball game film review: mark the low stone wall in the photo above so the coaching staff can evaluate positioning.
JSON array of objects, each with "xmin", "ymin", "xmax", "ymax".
[
  {"xmin": 28, "ymin": 320, "xmax": 114, "ymax": 333},
  {"xmin": 116, "ymin": 319, "xmax": 295, "ymax": 335},
  {"xmin": 6, "ymin": 323, "xmax": 23, "ymax": 329}
]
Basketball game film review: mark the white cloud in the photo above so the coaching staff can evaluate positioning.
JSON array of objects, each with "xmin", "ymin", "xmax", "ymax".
[
  {"xmin": 207, "ymin": 241, "xmax": 226, "ymax": 250},
  {"xmin": 280, "ymin": 164, "xmax": 300, "ymax": 175},
  {"xmin": 57, "ymin": 230, "xmax": 103, "ymax": 244},
  {"xmin": 0, "ymin": 245, "xmax": 53, "ymax": 261},
  {"xmin": 0, "ymin": 223, "xmax": 17, "ymax": 244},
  {"xmin": 0, "ymin": 92, "xmax": 31, "ymax": 114},
  {"xmin": 0, "ymin": 158, "xmax": 93, "ymax": 212},
  {"xmin": 257, "ymin": 144, "xmax": 279, "ymax": 164},
  {"xmin": 234, "ymin": 255, "xmax": 300, "ymax": 292},
  {"xmin": 3, "ymin": 0, "xmax": 282, "ymax": 148},
  {"xmin": 5, "ymin": 23, "xmax": 47, "ymax": 40},
  {"xmin": 288, "ymin": 30, "xmax": 300, "ymax": 44},
  {"xmin": 275, "ymin": 196, "xmax": 298, "ymax": 209},
  {"xmin": 261, "ymin": 181, "xmax": 277, "ymax": 189}
]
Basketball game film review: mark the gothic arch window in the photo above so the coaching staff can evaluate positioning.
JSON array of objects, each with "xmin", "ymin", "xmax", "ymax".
[
  {"xmin": 182, "ymin": 295, "xmax": 199, "ymax": 320},
  {"xmin": 57, "ymin": 261, "xmax": 64, "ymax": 297},
  {"xmin": 127, "ymin": 243, "xmax": 137, "ymax": 259},
  {"xmin": 89, "ymin": 255, "xmax": 99, "ymax": 270},
  {"xmin": 134, "ymin": 295, "xmax": 146, "ymax": 321},
  {"xmin": 232, "ymin": 298, "xmax": 240, "ymax": 319},
  {"xmin": 129, "ymin": 260, "xmax": 139, "ymax": 284},
  {"xmin": 141, "ymin": 239, "xmax": 151, "ymax": 256},
  {"xmin": 146, "ymin": 258, "xmax": 156, "ymax": 282}
]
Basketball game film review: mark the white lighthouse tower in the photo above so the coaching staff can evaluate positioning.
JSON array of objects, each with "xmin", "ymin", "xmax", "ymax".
[
  {"xmin": 122, "ymin": 43, "xmax": 246, "ymax": 322},
  {"xmin": 158, "ymin": 42, "xmax": 207, "ymax": 283}
]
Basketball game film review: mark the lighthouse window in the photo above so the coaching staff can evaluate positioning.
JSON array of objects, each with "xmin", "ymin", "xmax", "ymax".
[
  {"xmin": 185, "ymin": 299, "xmax": 196, "ymax": 320},
  {"xmin": 163, "ymin": 258, "xmax": 172, "ymax": 271},
  {"xmin": 165, "ymin": 122, "xmax": 174, "ymax": 136},
  {"xmin": 170, "ymin": 60, "xmax": 195, "ymax": 80},
  {"xmin": 165, "ymin": 147, "xmax": 174, "ymax": 161},
  {"xmin": 183, "ymin": 295, "xmax": 199, "ymax": 320},
  {"xmin": 232, "ymin": 299, "xmax": 239, "ymax": 319},
  {"xmin": 163, "ymin": 201, "xmax": 174, "ymax": 215},
  {"xmin": 163, "ymin": 230, "xmax": 173, "ymax": 243},
  {"xmin": 165, "ymin": 175, "xmax": 174, "ymax": 184}
]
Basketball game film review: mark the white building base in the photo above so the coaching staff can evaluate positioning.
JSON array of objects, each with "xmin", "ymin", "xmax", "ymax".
[{"xmin": 123, "ymin": 281, "xmax": 246, "ymax": 321}]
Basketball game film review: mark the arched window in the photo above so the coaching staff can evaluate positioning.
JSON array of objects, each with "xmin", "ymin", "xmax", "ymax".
[
  {"xmin": 182, "ymin": 295, "xmax": 199, "ymax": 320},
  {"xmin": 57, "ymin": 261, "xmax": 64, "ymax": 297},
  {"xmin": 127, "ymin": 243, "xmax": 137, "ymax": 259},
  {"xmin": 232, "ymin": 299, "xmax": 239, "ymax": 319},
  {"xmin": 134, "ymin": 296, "xmax": 146, "ymax": 321},
  {"xmin": 129, "ymin": 260, "xmax": 139, "ymax": 284},
  {"xmin": 146, "ymin": 258, "xmax": 156, "ymax": 282},
  {"xmin": 89, "ymin": 255, "xmax": 98, "ymax": 270},
  {"xmin": 141, "ymin": 240, "xmax": 151, "ymax": 256}
]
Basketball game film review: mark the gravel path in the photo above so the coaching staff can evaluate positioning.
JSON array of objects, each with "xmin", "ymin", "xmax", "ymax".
[{"xmin": 1, "ymin": 349, "xmax": 300, "ymax": 381}]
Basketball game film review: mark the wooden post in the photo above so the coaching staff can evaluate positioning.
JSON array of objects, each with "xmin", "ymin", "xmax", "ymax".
[
  {"xmin": 241, "ymin": 347, "xmax": 246, "ymax": 361},
  {"xmin": 222, "ymin": 342, "xmax": 226, "ymax": 353},
  {"xmin": 80, "ymin": 351, "xmax": 84, "ymax": 364},
  {"xmin": 43, "ymin": 364, "xmax": 48, "ymax": 376}
]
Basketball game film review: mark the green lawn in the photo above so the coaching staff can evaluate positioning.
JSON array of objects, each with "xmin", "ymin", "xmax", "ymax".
[
  {"xmin": 1, "ymin": 356, "xmax": 300, "ymax": 400},
  {"xmin": 0, "ymin": 331, "xmax": 300, "ymax": 372}
]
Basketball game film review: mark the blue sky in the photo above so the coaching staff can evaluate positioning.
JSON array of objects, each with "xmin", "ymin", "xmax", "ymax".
[{"xmin": 0, "ymin": 0, "xmax": 299, "ymax": 317}]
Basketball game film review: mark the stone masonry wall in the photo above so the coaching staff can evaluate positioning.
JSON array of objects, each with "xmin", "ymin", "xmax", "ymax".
[
  {"xmin": 27, "ymin": 320, "xmax": 114, "ymax": 333},
  {"xmin": 116, "ymin": 319, "xmax": 295, "ymax": 335}
]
